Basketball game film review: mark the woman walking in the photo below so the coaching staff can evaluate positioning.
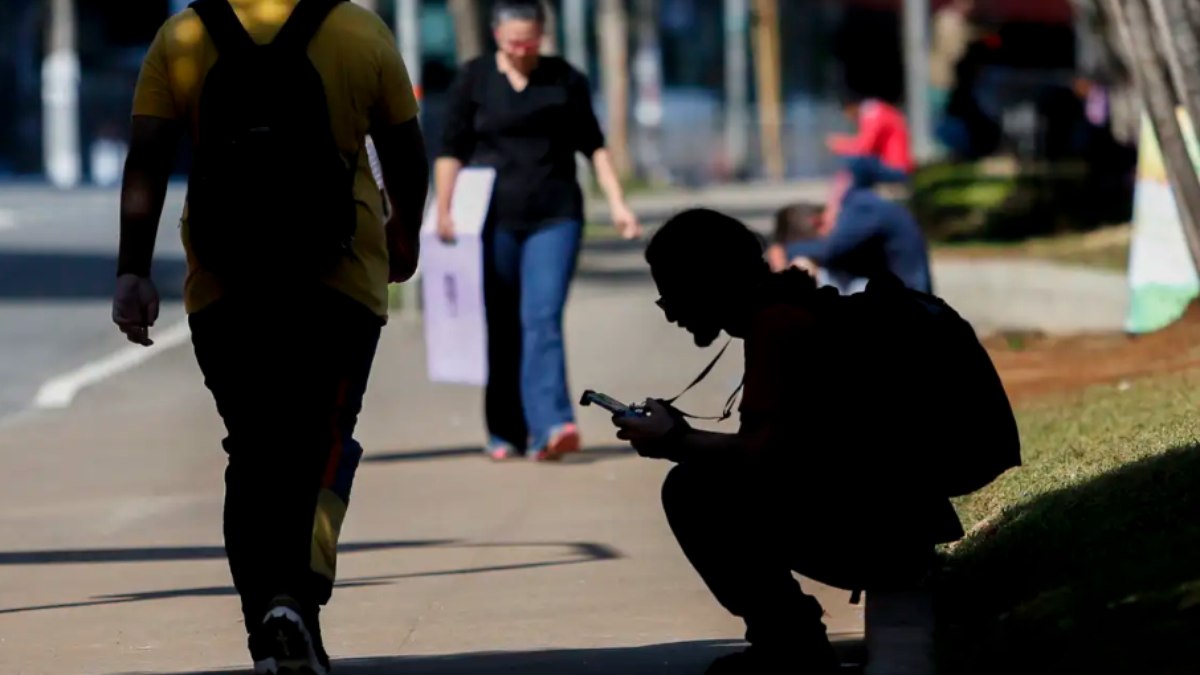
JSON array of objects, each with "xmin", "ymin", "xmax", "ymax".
[{"xmin": 436, "ymin": 0, "xmax": 641, "ymax": 461}]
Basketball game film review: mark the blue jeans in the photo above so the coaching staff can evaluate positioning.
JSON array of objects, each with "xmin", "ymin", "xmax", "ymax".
[
  {"xmin": 483, "ymin": 218, "xmax": 584, "ymax": 452},
  {"xmin": 844, "ymin": 155, "xmax": 910, "ymax": 189}
]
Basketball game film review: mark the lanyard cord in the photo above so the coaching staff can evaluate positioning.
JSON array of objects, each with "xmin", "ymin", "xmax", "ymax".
[{"xmin": 661, "ymin": 338, "xmax": 744, "ymax": 422}]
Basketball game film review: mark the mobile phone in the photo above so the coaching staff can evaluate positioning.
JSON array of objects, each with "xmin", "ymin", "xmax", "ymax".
[{"xmin": 580, "ymin": 390, "xmax": 638, "ymax": 416}]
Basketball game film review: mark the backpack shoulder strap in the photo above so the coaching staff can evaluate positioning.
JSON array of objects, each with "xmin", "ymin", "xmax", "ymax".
[
  {"xmin": 273, "ymin": 0, "xmax": 346, "ymax": 53},
  {"xmin": 189, "ymin": 0, "xmax": 256, "ymax": 56}
]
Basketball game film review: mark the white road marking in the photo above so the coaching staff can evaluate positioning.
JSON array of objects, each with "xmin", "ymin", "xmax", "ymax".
[{"xmin": 34, "ymin": 319, "xmax": 192, "ymax": 409}]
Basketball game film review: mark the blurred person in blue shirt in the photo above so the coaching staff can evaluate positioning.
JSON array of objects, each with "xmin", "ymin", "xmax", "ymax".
[{"xmin": 767, "ymin": 161, "xmax": 932, "ymax": 295}]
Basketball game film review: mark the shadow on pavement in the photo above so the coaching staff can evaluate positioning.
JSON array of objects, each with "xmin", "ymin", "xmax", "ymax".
[
  {"xmin": 0, "ymin": 540, "xmax": 622, "ymax": 616},
  {"xmin": 364, "ymin": 445, "xmax": 635, "ymax": 465},
  {"xmin": 0, "ymin": 251, "xmax": 187, "ymax": 300},
  {"xmin": 172, "ymin": 640, "xmax": 742, "ymax": 675},
  {"xmin": 158, "ymin": 638, "xmax": 867, "ymax": 675},
  {"xmin": 0, "ymin": 539, "xmax": 455, "ymax": 565}
]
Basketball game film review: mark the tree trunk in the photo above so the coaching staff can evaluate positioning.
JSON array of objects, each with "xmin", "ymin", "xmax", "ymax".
[
  {"xmin": 1068, "ymin": 0, "xmax": 1140, "ymax": 144},
  {"xmin": 563, "ymin": 0, "xmax": 589, "ymax": 74},
  {"xmin": 597, "ymin": 0, "xmax": 632, "ymax": 177},
  {"xmin": 1188, "ymin": 0, "xmax": 1200, "ymax": 30},
  {"xmin": 1108, "ymin": 0, "xmax": 1200, "ymax": 269},
  {"xmin": 751, "ymin": 0, "xmax": 785, "ymax": 180},
  {"xmin": 449, "ymin": 0, "xmax": 485, "ymax": 63},
  {"xmin": 1149, "ymin": 0, "xmax": 1200, "ymax": 147},
  {"xmin": 540, "ymin": 0, "xmax": 560, "ymax": 55}
]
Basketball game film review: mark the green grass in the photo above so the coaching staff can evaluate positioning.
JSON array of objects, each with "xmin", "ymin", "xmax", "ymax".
[
  {"xmin": 936, "ymin": 371, "xmax": 1200, "ymax": 674},
  {"xmin": 387, "ymin": 283, "xmax": 403, "ymax": 310},
  {"xmin": 910, "ymin": 157, "xmax": 1129, "ymax": 242}
]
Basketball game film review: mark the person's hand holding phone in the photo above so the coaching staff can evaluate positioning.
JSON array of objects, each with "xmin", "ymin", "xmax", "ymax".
[{"xmin": 614, "ymin": 399, "xmax": 685, "ymax": 460}]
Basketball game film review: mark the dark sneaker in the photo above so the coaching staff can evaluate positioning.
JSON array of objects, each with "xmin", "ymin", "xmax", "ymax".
[
  {"xmin": 251, "ymin": 596, "xmax": 329, "ymax": 675},
  {"xmin": 706, "ymin": 642, "xmax": 841, "ymax": 674}
]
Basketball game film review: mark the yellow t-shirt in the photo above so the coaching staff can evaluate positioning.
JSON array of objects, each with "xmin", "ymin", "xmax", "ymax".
[{"xmin": 131, "ymin": 0, "xmax": 419, "ymax": 318}]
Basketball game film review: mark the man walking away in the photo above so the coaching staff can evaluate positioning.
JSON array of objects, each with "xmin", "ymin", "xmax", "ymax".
[{"xmin": 112, "ymin": 1, "xmax": 428, "ymax": 672}]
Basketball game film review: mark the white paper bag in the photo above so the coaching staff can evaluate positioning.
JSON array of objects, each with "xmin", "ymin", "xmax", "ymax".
[{"xmin": 419, "ymin": 168, "xmax": 495, "ymax": 386}]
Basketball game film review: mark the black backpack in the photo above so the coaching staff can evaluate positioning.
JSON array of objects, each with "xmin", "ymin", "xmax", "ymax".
[
  {"xmin": 186, "ymin": 0, "xmax": 356, "ymax": 286},
  {"xmin": 842, "ymin": 272, "xmax": 1022, "ymax": 498}
]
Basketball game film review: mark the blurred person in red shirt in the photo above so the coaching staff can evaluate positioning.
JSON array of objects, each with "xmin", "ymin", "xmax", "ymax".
[
  {"xmin": 822, "ymin": 92, "xmax": 914, "ymax": 230},
  {"xmin": 827, "ymin": 93, "xmax": 914, "ymax": 178}
]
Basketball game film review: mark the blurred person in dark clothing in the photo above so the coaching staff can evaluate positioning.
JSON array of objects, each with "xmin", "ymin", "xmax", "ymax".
[
  {"xmin": 936, "ymin": 38, "xmax": 1002, "ymax": 159},
  {"xmin": 435, "ymin": 0, "xmax": 642, "ymax": 463}
]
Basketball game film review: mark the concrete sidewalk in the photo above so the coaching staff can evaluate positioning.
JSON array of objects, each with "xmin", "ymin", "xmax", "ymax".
[
  {"xmin": 576, "ymin": 237, "xmax": 1131, "ymax": 336},
  {"xmin": 587, "ymin": 180, "xmax": 832, "ymax": 228},
  {"xmin": 0, "ymin": 222, "xmax": 1131, "ymax": 674},
  {"xmin": 0, "ymin": 254, "xmax": 865, "ymax": 674}
]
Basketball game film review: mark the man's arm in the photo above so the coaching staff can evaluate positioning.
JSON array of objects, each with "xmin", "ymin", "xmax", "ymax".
[
  {"xmin": 372, "ymin": 118, "xmax": 429, "ymax": 238},
  {"xmin": 615, "ymin": 400, "xmax": 773, "ymax": 463},
  {"xmin": 666, "ymin": 426, "xmax": 773, "ymax": 463},
  {"xmin": 118, "ymin": 116, "xmax": 180, "ymax": 277},
  {"xmin": 828, "ymin": 102, "xmax": 885, "ymax": 156},
  {"xmin": 367, "ymin": 20, "xmax": 428, "ymax": 275},
  {"xmin": 371, "ymin": 118, "xmax": 430, "ymax": 282},
  {"xmin": 784, "ymin": 201, "xmax": 879, "ymax": 266}
]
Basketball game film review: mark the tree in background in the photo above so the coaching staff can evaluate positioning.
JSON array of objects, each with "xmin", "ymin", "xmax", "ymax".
[
  {"xmin": 597, "ymin": 0, "xmax": 632, "ymax": 178},
  {"xmin": 449, "ymin": 0, "xmax": 485, "ymax": 63},
  {"xmin": 751, "ymin": 0, "xmax": 784, "ymax": 181},
  {"xmin": 540, "ymin": 0, "xmax": 559, "ymax": 54},
  {"xmin": 1083, "ymin": 0, "xmax": 1200, "ymax": 268}
]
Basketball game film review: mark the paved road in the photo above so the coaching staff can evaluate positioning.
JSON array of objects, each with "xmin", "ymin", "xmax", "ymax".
[{"xmin": 0, "ymin": 184, "xmax": 188, "ymax": 419}]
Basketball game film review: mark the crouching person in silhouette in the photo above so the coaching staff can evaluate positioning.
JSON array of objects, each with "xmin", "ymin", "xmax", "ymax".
[{"xmin": 613, "ymin": 208, "xmax": 968, "ymax": 674}]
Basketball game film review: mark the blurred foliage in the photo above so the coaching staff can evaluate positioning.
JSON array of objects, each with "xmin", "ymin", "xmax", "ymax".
[{"xmin": 908, "ymin": 158, "xmax": 1135, "ymax": 243}]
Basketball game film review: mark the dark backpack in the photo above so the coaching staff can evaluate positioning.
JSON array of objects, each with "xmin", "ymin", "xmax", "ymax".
[
  {"xmin": 186, "ymin": 0, "xmax": 356, "ymax": 286},
  {"xmin": 844, "ymin": 272, "xmax": 1022, "ymax": 498}
]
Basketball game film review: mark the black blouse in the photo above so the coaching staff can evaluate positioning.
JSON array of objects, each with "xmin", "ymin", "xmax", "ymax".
[{"xmin": 439, "ymin": 55, "xmax": 606, "ymax": 230}]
